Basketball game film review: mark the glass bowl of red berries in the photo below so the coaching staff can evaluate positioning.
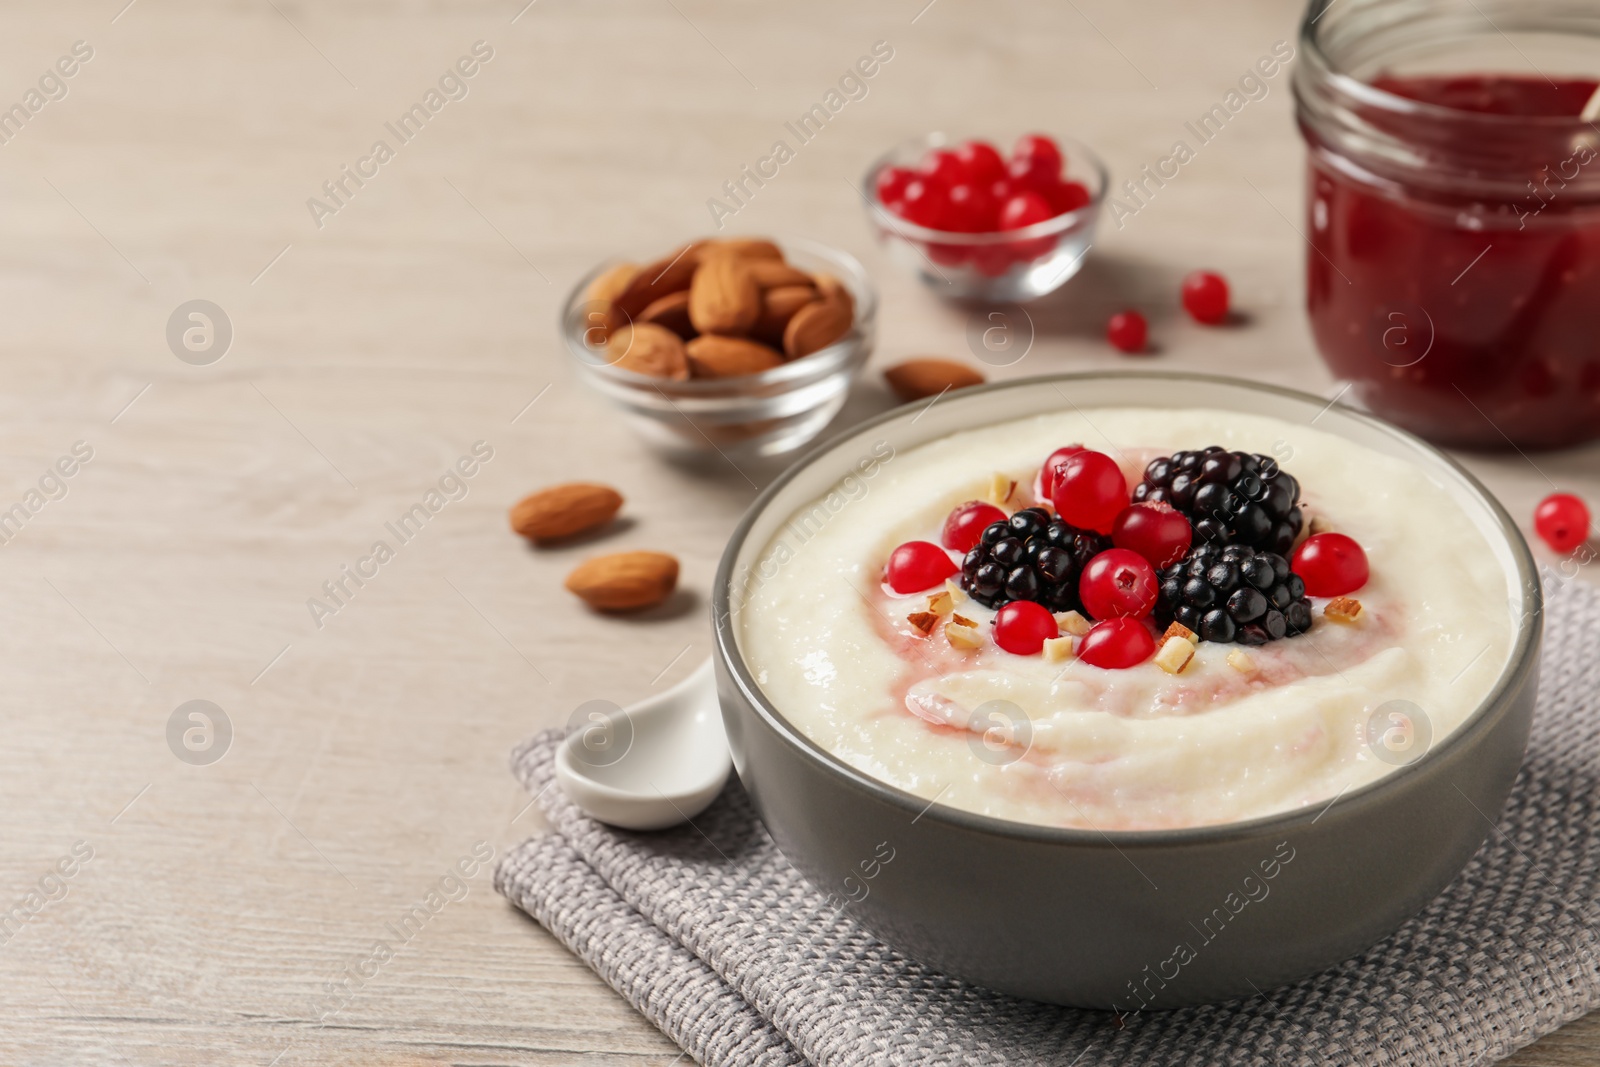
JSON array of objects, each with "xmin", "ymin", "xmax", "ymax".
[{"xmin": 864, "ymin": 132, "xmax": 1107, "ymax": 302}]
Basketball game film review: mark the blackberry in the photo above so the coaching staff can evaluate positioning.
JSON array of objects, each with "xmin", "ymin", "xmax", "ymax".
[
  {"xmin": 1155, "ymin": 542, "xmax": 1314, "ymax": 645},
  {"xmin": 1133, "ymin": 446, "xmax": 1304, "ymax": 553},
  {"xmin": 960, "ymin": 507, "xmax": 1110, "ymax": 612}
]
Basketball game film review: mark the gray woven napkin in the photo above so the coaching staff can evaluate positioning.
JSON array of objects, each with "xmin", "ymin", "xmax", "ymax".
[{"xmin": 495, "ymin": 575, "xmax": 1600, "ymax": 1067}]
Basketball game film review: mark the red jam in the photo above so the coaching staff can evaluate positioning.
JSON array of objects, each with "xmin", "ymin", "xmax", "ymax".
[{"xmin": 1303, "ymin": 74, "xmax": 1600, "ymax": 449}]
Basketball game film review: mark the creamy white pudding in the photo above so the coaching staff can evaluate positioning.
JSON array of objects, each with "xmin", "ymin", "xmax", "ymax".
[{"xmin": 735, "ymin": 407, "xmax": 1514, "ymax": 831}]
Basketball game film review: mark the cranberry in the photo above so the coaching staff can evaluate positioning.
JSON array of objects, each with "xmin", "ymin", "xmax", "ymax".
[
  {"xmin": 875, "ymin": 165, "xmax": 915, "ymax": 206},
  {"xmin": 899, "ymin": 178, "xmax": 953, "ymax": 230},
  {"xmin": 1039, "ymin": 444, "xmax": 1087, "ymax": 498},
  {"xmin": 1047, "ymin": 179, "xmax": 1091, "ymax": 215},
  {"xmin": 971, "ymin": 247, "xmax": 1016, "ymax": 276},
  {"xmin": 947, "ymin": 182, "xmax": 998, "ymax": 232},
  {"xmin": 998, "ymin": 190, "xmax": 1053, "ymax": 230},
  {"xmin": 1079, "ymin": 548, "xmax": 1159, "ymax": 620},
  {"xmin": 1008, "ymin": 134, "xmax": 1063, "ymax": 190},
  {"xmin": 941, "ymin": 501, "xmax": 1007, "ymax": 553},
  {"xmin": 885, "ymin": 540, "xmax": 958, "ymax": 594},
  {"xmin": 1106, "ymin": 310, "xmax": 1148, "ymax": 354},
  {"xmin": 918, "ymin": 147, "xmax": 966, "ymax": 187},
  {"xmin": 988, "ymin": 177, "xmax": 1014, "ymax": 211},
  {"xmin": 993, "ymin": 600, "xmax": 1059, "ymax": 655},
  {"xmin": 1049, "ymin": 449, "xmax": 1128, "ymax": 534},
  {"xmin": 954, "ymin": 140, "xmax": 1006, "ymax": 184},
  {"xmin": 1291, "ymin": 533, "xmax": 1370, "ymax": 597},
  {"xmin": 1112, "ymin": 502, "xmax": 1192, "ymax": 568},
  {"xmin": 1077, "ymin": 618, "xmax": 1156, "ymax": 669},
  {"xmin": 1181, "ymin": 270, "xmax": 1230, "ymax": 325},
  {"xmin": 1535, "ymin": 492, "xmax": 1591, "ymax": 553}
]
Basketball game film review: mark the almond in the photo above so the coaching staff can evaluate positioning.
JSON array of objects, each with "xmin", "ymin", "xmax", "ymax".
[
  {"xmin": 1154, "ymin": 635, "xmax": 1195, "ymax": 675},
  {"xmin": 584, "ymin": 262, "xmax": 639, "ymax": 306},
  {"xmin": 883, "ymin": 358, "xmax": 987, "ymax": 402},
  {"xmin": 812, "ymin": 272, "xmax": 856, "ymax": 321},
  {"xmin": 638, "ymin": 289, "xmax": 695, "ymax": 339},
  {"xmin": 783, "ymin": 294, "xmax": 853, "ymax": 358},
  {"xmin": 709, "ymin": 237, "xmax": 784, "ymax": 261},
  {"xmin": 685, "ymin": 335, "xmax": 784, "ymax": 378},
  {"xmin": 689, "ymin": 253, "xmax": 762, "ymax": 335},
  {"xmin": 613, "ymin": 253, "xmax": 697, "ymax": 324},
  {"xmin": 608, "ymin": 323, "xmax": 689, "ymax": 379},
  {"xmin": 510, "ymin": 483, "xmax": 623, "ymax": 542},
  {"xmin": 907, "ymin": 611, "xmax": 940, "ymax": 636},
  {"xmin": 747, "ymin": 260, "xmax": 814, "ymax": 289},
  {"xmin": 564, "ymin": 551, "xmax": 679, "ymax": 612},
  {"xmin": 755, "ymin": 285, "xmax": 817, "ymax": 342}
]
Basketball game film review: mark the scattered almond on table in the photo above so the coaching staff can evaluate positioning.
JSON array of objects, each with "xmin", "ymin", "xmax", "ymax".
[
  {"xmin": 882, "ymin": 358, "xmax": 987, "ymax": 402},
  {"xmin": 564, "ymin": 551, "xmax": 679, "ymax": 612},
  {"xmin": 510, "ymin": 483, "xmax": 623, "ymax": 542},
  {"xmin": 585, "ymin": 237, "xmax": 856, "ymax": 379}
]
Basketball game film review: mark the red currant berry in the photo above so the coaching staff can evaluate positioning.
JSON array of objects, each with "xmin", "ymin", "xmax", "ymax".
[
  {"xmin": 1106, "ymin": 310, "xmax": 1148, "ymax": 354},
  {"xmin": 954, "ymin": 140, "xmax": 1005, "ymax": 184},
  {"xmin": 1079, "ymin": 548, "xmax": 1159, "ymax": 620},
  {"xmin": 875, "ymin": 165, "xmax": 915, "ymax": 206},
  {"xmin": 918, "ymin": 147, "xmax": 965, "ymax": 187},
  {"xmin": 1077, "ymin": 618, "xmax": 1156, "ymax": 669},
  {"xmin": 1010, "ymin": 134, "xmax": 1063, "ymax": 184},
  {"xmin": 941, "ymin": 501, "xmax": 1007, "ymax": 553},
  {"xmin": 1039, "ymin": 444, "xmax": 1087, "ymax": 498},
  {"xmin": 885, "ymin": 540, "xmax": 958, "ymax": 594},
  {"xmin": 1112, "ymin": 502, "xmax": 1192, "ymax": 569},
  {"xmin": 946, "ymin": 182, "xmax": 998, "ymax": 232},
  {"xmin": 998, "ymin": 190, "xmax": 1053, "ymax": 230},
  {"xmin": 1049, "ymin": 450, "xmax": 1129, "ymax": 534},
  {"xmin": 1181, "ymin": 270, "xmax": 1230, "ymax": 325},
  {"xmin": 1046, "ymin": 179, "xmax": 1091, "ymax": 215},
  {"xmin": 1534, "ymin": 493, "xmax": 1591, "ymax": 553},
  {"xmin": 900, "ymin": 178, "xmax": 953, "ymax": 230},
  {"xmin": 1291, "ymin": 533, "xmax": 1370, "ymax": 597},
  {"xmin": 993, "ymin": 600, "xmax": 1059, "ymax": 656}
]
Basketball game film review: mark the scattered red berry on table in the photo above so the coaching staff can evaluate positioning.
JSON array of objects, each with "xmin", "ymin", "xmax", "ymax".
[
  {"xmin": 942, "ymin": 501, "xmax": 1008, "ymax": 553},
  {"xmin": 1039, "ymin": 444, "xmax": 1087, "ymax": 498},
  {"xmin": 1106, "ymin": 310, "xmax": 1148, "ymax": 354},
  {"xmin": 993, "ymin": 600, "xmax": 1060, "ymax": 655},
  {"xmin": 1291, "ymin": 533, "xmax": 1369, "ymax": 597},
  {"xmin": 1077, "ymin": 618, "xmax": 1157, "ymax": 669},
  {"xmin": 1534, "ymin": 493, "xmax": 1590, "ymax": 553},
  {"xmin": 1112, "ymin": 501, "xmax": 1192, "ymax": 568},
  {"xmin": 886, "ymin": 540, "xmax": 958, "ymax": 594},
  {"xmin": 1049, "ymin": 450, "xmax": 1129, "ymax": 534},
  {"xmin": 1080, "ymin": 549, "xmax": 1159, "ymax": 620},
  {"xmin": 954, "ymin": 140, "xmax": 1006, "ymax": 184},
  {"xmin": 1181, "ymin": 270, "xmax": 1230, "ymax": 325}
]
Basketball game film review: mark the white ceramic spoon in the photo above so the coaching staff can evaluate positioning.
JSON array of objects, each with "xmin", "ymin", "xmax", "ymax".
[{"xmin": 554, "ymin": 658, "xmax": 732, "ymax": 831}]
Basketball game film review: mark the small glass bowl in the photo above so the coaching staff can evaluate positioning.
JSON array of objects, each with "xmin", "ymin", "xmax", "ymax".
[
  {"xmin": 562, "ymin": 238, "xmax": 877, "ymax": 462},
  {"xmin": 862, "ymin": 133, "xmax": 1108, "ymax": 302}
]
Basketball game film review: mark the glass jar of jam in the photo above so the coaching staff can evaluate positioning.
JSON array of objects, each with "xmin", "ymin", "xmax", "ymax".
[{"xmin": 1294, "ymin": 0, "xmax": 1600, "ymax": 449}]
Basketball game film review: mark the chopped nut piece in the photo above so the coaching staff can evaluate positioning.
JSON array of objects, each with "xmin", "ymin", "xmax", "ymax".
[
  {"xmin": 945, "ymin": 619, "xmax": 984, "ymax": 649},
  {"xmin": 926, "ymin": 591, "xmax": 954, "ymax": 616},
  {"xmin": 1055, "ymin": 610, "xmax": 1092, "ymax": 637},
  {"xmin": 944, "ymin": 578, "xmax": 967, "ymax": 604},
  {"xmin": 906, "ymin": 611, "xmax": 940, "ymax": 636},
  {"xmin": 986, "ymin": 473, "xmax": 1018, "ymax": 507},
  {"xmin": 951, "ymin": 613, "xmax": 977, "ymax": 628},
  {"xmin": 1043, "ymin": 636, "xmax": 1075, "ymax": 662},
  {"xmin": 1162, "ymin": 621, "xmax": 1198, "ymax": 645},
  {"xmin": 1325, "ymin": 596, "xmax": 1364, "ymax": 624},
  {"xmin": 1154, "ymin": 635, "xmax": 1195, "ymax": 675},
  {"xmin": 1227, "ymin": 649, "xmax": 1256, "ymax": 674}
]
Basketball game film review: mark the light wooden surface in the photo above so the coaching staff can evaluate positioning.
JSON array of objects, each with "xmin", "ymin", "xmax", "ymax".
[{"xmin": 1, "ymin": 1, "xmax": 1595, "ymax": 1063}]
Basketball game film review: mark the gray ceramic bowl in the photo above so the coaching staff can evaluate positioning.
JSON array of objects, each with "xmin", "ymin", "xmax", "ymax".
[{"xmin": 710, "ymin": 371, "xmax": 1541, "ymax": 1009}]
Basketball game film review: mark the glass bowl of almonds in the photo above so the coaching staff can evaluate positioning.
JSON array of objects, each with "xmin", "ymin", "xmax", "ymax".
[{"xmin": 563, "ymin": 236, "xmax": 877, "ymax": 461}]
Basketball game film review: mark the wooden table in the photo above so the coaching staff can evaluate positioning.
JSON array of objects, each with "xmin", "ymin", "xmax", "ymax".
[{"xmin": 2, "ymin": 1, "xmax": 1594, "ymax": 1063}]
